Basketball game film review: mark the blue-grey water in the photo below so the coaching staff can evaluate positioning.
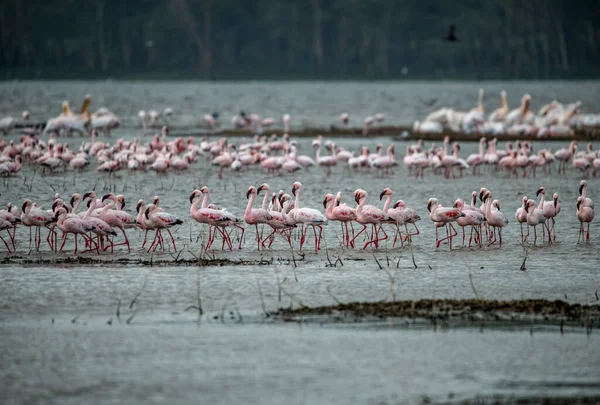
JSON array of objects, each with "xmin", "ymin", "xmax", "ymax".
[{"xmin": 1, "ymin": 81, "xmax": 600, "ymax": 405}]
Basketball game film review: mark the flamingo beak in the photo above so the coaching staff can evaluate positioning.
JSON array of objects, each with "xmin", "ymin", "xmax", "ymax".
[
  {"xmin": 579, "ymin": 184, "xmax": 584, "ymax": 195},
  {"xmin": 323, "ymin": 198, "xmax": 328, "ymax": 208},
  {"xmin": 120, "ymin": 200, "xmax": 126, "ymax": 209},
  {"xmin": 145, "ymin": 207, "xmax": 150, "ymax": 219},
  {"xmin": 21, "ymin": 202, "xmax": 27, "ymax": 213},
  {"xmin": 189, "ymin": 193, "xmax": 195, "ymax": 203},
  {"xmin": 246, "ymin": 189, "xmax": 252, "ymax": 199},
  {"xmin": 292, "ymin": 185, "xmax": 297, "ymax": 196},
  {"xmin": 257, "ymin": 185, "xmax": 263, "ymax": 195},
  {"xmin": 393, "ymin": 201, "xmax": 399, "ymax": 209},
  {"xmin": 479, "ymin": 190, "xmax": 484, "ymax": 202},
  {"xmin": 554, "ymin": 198, "xmax": 557, "ymax": 209},
  {"xmin": 69, "ymin": 196, "xmax": 76, "ymax": 206},
  {"xmin": 83, "ymin": 192, "xmax": 91, "ymax": 200},
  {"xmin": 536, "ymin": 188, "xmax": 542, "ymax": 196},
  {"xmin": 52, "ymin": 201, "xmax": 59, "ymax": 211},
  {"xmin": 379, "ymin": 190, "xmax": 386, "ymax": 201},
  {"xmin": 354, "ymin": 194, "xmax": 360, "ymax": 204},
  {"xmin": 427, "ymin": 201, "xmax": 432, "ymax": 212},
  {"xmin": 136, "ymin": 202, "xmax": 142, "ymax": 213},
  {"xmin": 101, "ymin": 194, "xmax": 111, "ymax": 202},
  {"xmin": 577, "ymin": 200, "xmax": 581, "ymax": 211}
]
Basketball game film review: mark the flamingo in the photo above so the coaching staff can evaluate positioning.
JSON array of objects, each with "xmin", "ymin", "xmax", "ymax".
[
  {"xmin": 427, "ymin": 198, "xmax": 463, "ymax": 249},
  {"xmin": 352, "ymin": 189, "xmax": 389, "ymax": 249},
  {"xmin": 324, "ymin": 192, "xmax": 356, "ymax": 248},
  {"xmin": 189, "ymin": 189, "xmax": 232, "ymax": 251},
  {"xmin": 576, "ymin": 196, "xmax": 594, "ymax": 243},
  {"xmin": 465, "ymin": 138, "xmax": 487, "ymax": 175},
  {"xmin": 100, "ymin": 193, "xmax": 137, "ymax": 252},
  {"xmin": 453, "ymin": 198, "xmax": 486, "ymax": 248},
  {"xmin": 53, "ymin": 207, "xmax": 96, "ymax": 254},
  {"xmin": 515, "ymin": 196, "xmax": 529, "ymax": 242},
  {"xmin": 244, "ymin": 186, "xmax": 272, "ymax": 251},
  {"xmin": 524, "ymin": 199, "xmax": 547, "ymax": 245},
  {"xmin": 144, "ymin": 204, "xmax": 183, "ymax": 252},
  {"xmin": 579, "ymin": 180, "xmax": 594, "ymax": 209},
  {"xmin": 555, "ymin": 141, "xmax": 578, "ymax": 174},
  {"xmin": 482, "ymin": 192, "xmax": 508, "ymax": 246},
  {"xmin": 536, "ymin": 187, "xmax": 559, "ymax": 242},
  {"xmin": 289, "ymin": 182, "xmax": 328, "ymax": 252},
  {"xmin": 257, "ymin": 183, "xmax": 294, "ymax": 249},
  {"xmin": 313, "ymin": 140, "xmax": 337, "ymax": 176}
]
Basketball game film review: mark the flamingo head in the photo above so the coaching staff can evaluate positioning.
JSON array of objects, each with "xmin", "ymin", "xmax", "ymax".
[
  {"xmin": 101, "ymin": 193, "xmax": 115, "ymax": 203},
  {"xmin": 152, "ymin": 196, "xmax": 160, "ymax": 206},
  {"xmin": 117, "ymin": 195, "xmax": 126, "ymax": 209},
  {"xmin": 493, "ymin": 200, "xmax": 501, "ymax": 210},
  {"xmin": 393, "ymin": 200, "xmax": 406, "ymax": 210},
  {"xmin": 536, "ymin": 187, "xmax": 545, "ymax": 197},
  {"xmin": 136, "ymin": 200, "xmax": 144, "ymax": 213},
  {"xmin": 354, "ymin": 189, "xmax": 366, "ymax": 205},
  {"xmin": 189, "ymin": 190, "xmax": 201, "ymax": 203},
  {"xmin": 51, "ymin": 199, "xmax": 63, "ymax": 213},
  {"xmin": 291, "ymin": 182, "xmax": 302, "ymax": 197},
  {"xmin": 479, "ymin": 188, "xmax": 489, "ymax": 202},
  {"xmin": 323, "ymin": 194, "xmax": 334, "ymax": 208},
  {"xmin": 144, "ymin": 204, "xmax": 155, "ymax": 219},
  {"xmin": 453, "ymin": 199, "xmax": 464, "ymax": 209},
  {"xmin": 200, "ymin": 186, "xmax": 210, "ymax": 195},
  {"xmin": 579, "ymin": 180, "xmax": 587, "ymax": 195},
  {"xmin": 482, "ymin": 191, "xmax": 492, "ymax": 203},
  {"xmin": 427, "ymin": 198, "xmax": 438, "ymax": 212},
  {"xmin": 257, "ymin": 183, "xmax": 269, "ymax": 195},
  {"xmin": 279, "ymin": 193, "xmax": 291, "ymax": 206},
  {"xmin": 553, "ymin": 193, "xmax": 559, "ymax": 208},
  {"xmin": 70, "ymin": 193, "xmax": 81, "ymax": 207},
  {"xmin": 379, "ymin": 188, "xmax": 392, "ymax": 201},
  {"xmin": 246, "ymin": 187, "xmax": 257, "ymax": 199}
]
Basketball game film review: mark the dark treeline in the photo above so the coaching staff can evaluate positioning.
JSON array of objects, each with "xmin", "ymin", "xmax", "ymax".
[{"xmin": 1, "ymin": 0, "xmax": 599, "ymax": 80}]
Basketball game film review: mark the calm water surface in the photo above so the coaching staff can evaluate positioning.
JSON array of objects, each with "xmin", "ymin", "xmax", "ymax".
[{"xmin": 1, "ymin": 81, "xmax": 600, "ymax": 404}]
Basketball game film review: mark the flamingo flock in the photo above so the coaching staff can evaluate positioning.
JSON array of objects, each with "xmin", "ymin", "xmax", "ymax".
[{"xmin": 0, "ymin": 178, "xmax": 595, "ymax": 256}]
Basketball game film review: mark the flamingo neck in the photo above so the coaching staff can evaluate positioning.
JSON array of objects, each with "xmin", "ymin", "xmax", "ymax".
[
  {"xmin": 190, "ymin": 197, "xmax": 201, "ymax": 216},
  {"xmin": 382, "ymin": 194, "xmax": 392, "ymax": 213},
  {"xmin": 201, "ymin": 192, "xmax": 209, "ymax": 209},
  {"xmin": 538, "ymin": 192, "xmax": 545, "ymax": 209},
  {"xmin": 84, "ymin": 199, "xmax": 96, "ymax": 218},
  {"xmin": 245, "ymin": 193, "xmax": 257, "ymax": 216}
]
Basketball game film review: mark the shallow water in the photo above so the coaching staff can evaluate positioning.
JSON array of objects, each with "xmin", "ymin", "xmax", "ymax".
[
  {"xmin": 2, "ymin": 81, "xmax": 600, "ymax": 404},
  {"xmin": 1, "ymin": 80, "xmax": 599, "ymax": 128}
]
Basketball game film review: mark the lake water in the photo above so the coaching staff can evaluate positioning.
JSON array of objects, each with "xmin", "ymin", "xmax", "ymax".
[{"xmin": 1, "ymin": 81, "xmax": 600, "ymax": 404}]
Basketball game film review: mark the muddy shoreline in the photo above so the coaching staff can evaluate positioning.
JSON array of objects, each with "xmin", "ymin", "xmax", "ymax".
[{"xmin": 273, "ymin": 299, "xmax": 600, "ymax": 328}]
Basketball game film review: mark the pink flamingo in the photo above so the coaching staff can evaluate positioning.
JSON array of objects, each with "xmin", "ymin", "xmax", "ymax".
[
  {"xmin": 244, "ymin": 186, "xmax": 272, "ymax": 251},
  {"xmin": 189, "ymin": 189, "xmax": 232, "ymax": 251},
  {"xmin": 21, "ymin": 199, "xmax": 54, "ymax": 251},
  {"xmin": 453, "ymin": 198, "xmax": 486, "ymax": 247},
  {"xmin": 323, "ymin": 192, "xmax": 356, "ymax": 248},
  {"xmin": 427, "ymin": 198, "xmax": 463, "ymax": 249},
  {"xmin": 515, "ymin": 196, "xmax": 529, "ymax": 242},
  {"xmin": 313, "ymin": 140, "xmax": 337, "ymax": 176},
  {"xmin": 576, "ymin": 196, "xmax": 594, "ymax": 243},
  {"xmin": 143, "ymin": 204, "xmax": 183, "ymax": 252},
  {"xmin": 80, "ymin": 198, "xmax": 117, "ymax": 253},
  {"xmin": 289, "ymin": 181, "xmax": 328, "ymax": 252},
  {"xmin": 555, "ymin": 141, "xmax": 578, "ymax": 174},
  {"xmin": 536, "ymin": 187, "xmax": 559, "ymax": 242},
  {"xmin": 100, "ymin": 193, "xmax": 137, "ymax": 252},
  {"xmin": 257, "ymin": 183, "xmax": 294, "ymax": 249},
  {"xmin": 352, "ymin": 189, "xmax": 389, "ymax": 249},
  {"xmin": 524, "ymin": 199, "xmax": 546, "ymax": 245},
  {"xmin": 482, "ymin": 192, "xmax": 508, "ymax": 246},
  {"xmin": 54, "ymin": 207, "xmax": 96, "ymax": 254},
  {"xmin": 466, "ymin": 138, "xmax": 487, "ymax": 175}
]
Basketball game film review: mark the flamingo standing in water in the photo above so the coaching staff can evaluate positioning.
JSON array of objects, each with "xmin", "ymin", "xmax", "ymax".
[
  {"xmin": 257, "ymin": 183, "xmax": 294, "ymax": 249},
  {"xmin": 143, "ymin": 204, "xmax": 183, "ymax": 252},
  {"xmin": 576, "ymin": 196, "xmax": 594, "ymax": 243},
  {"xmin": 536, "ymin": 187, "xmax": 559, "ymax": 242},
  {"xmin": 482, "ymin": 191, "xmax": 508, "ymax": 246},
  {"xmin": 352, "ymin": 189, "xmax": 389, "ymax": 249},
  {"xmin": 453, "ymin": 198, "xmax": 486, "ymax": 248},
  {"xmin": 427, "ymin": 198, "xmax": 463, "ymax": 249},
  {"xmin": 100, "ymin": 193, "xmax": 137, "ymax": 252},
  {"xmin": 289, "ymin": 181, "xmax": 328, "ymax": 252},
  {"xmin": 53, "ymin": 207, "xmax": 96, "ymax": 254},
  {"xmin": 189, "ymin": 189, "xmax": 232, "ymax": 251},
  {"xmin": 524, "ymin": 199, "xmax": 547, "ymax": 245},
  {"xmin": 555, "ymin": 141, "xmax": 578, "ymax": 174},
  {"xmin": 244, "ymin": 186, "xmax": 272, "ymax": 251},
  {"xmin": 323, "ymin": 192, "xmax": 356, "ymax": 248},
  {"xmin": 515, "ymin": 196, "xmax": 529, "ymax": 242}
]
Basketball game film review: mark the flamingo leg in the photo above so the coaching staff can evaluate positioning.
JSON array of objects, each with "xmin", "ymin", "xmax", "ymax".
[
  {"xmin": 0, "ymin": 234, "xmax": 12, "ymax": 253},
  {"xmin": 350, "ymin": 224, "xmax": 367, "ymax": 247}
]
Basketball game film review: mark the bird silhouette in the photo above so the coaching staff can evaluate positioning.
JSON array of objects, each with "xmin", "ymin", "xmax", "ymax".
[{"xmin": 443, "ymin": 24, "xmax": 459, "ymax": 42}]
